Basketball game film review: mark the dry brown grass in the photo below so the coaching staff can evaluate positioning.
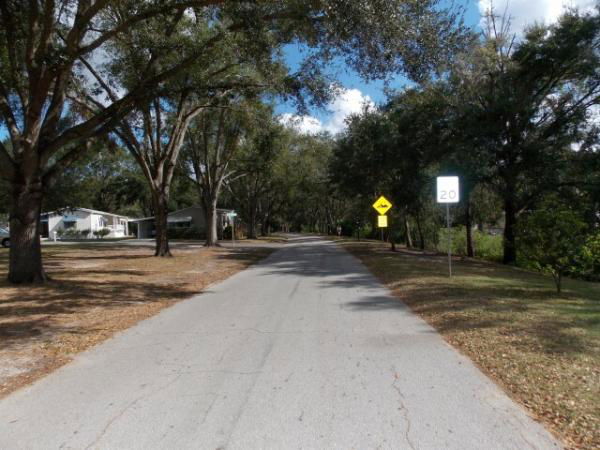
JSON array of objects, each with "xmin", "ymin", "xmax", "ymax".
[
  {"xmin": 342, "ymin": 241, "xmax": 600, "ymax": 450},
  {"xmin": 0, "ymin": 242, "xmax": 275, "ymax": 398}
]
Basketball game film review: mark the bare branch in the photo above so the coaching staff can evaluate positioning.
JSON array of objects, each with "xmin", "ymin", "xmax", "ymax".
[
  {"xmin": 78, "ymin": 54, "xmax": 120, "ymax": 103},
  {"xmin": 41, "ymin": 141, "xmax": 90, "ymax": 187}
]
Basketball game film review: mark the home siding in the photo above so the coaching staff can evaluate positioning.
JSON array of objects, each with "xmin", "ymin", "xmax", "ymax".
[
  {"xmin": 77, "ymin": 211, "xmax": 93, "ymax": 233},
  {"xmin": 167, "ymin": 207, "xmax": 207, "ymax": 229},
  {"xmin": 47, "ymin": 215, "xmax": 62, "ymax": 237},
  {"xmin": 44, "ymin": 209, "xmax": 129, "ymax": 239}
]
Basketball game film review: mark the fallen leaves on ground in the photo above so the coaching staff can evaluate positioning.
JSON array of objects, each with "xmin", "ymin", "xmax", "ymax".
[
  {"xmin": 344, "ymin": 241, "xmax": 600, "ymax": 450},
  {"xmin": 0, "ymin": 242, "xmax": 275, "ymax": 398}
]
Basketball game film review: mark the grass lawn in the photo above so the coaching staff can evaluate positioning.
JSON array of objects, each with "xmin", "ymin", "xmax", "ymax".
[
  {"xmin": 0, "ymin": 242, "xmax": 275, "ymax": 398},
  {"xmin": 341, "ymin": 241, "xmax": 600, "ymax": 450}
]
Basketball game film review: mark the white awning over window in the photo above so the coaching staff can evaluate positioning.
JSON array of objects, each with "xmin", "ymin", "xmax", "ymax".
[{"xmin": 62, "ymin": 215, "xmax": 78, "ymax": 222}]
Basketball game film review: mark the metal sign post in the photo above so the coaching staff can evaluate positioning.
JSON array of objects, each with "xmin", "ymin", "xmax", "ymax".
[
  {"xmin": 227, "ymin": 211, "xmax": 238, "ymax": 245},
  {"xmin": 446, "ymin": 203, "xmax": 452, "ymax": 277},
  {"xmin": 436, "ymin": 177, "xmax": 459, "ymax": 277}
]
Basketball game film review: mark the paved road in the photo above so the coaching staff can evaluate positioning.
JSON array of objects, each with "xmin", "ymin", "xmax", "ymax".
[{"xmin": 0, "ymin": 237, "xmax": 559, "ymax": 449}]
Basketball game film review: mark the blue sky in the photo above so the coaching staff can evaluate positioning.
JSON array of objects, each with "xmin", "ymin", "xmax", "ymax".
[
  {"xmin": 277, "ymin": 0, "xmax": 597, "ymax": 134},
  {"xmin": 284, "ymin": 0, "xmax": 482, "ymax": 104},
  {"xmin": 2, "ymin": 0, "xmax": 595, "ymax": 140},
  {"xmin": 275, "ymin": 0, "xmax": 482, "ymax": 129}
]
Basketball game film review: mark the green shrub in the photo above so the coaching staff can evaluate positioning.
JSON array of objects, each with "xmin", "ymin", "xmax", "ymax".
[
  {"xmin": 93, "ymin": 228, "xmax": 111, "ymax": 239},
  {"xmin": 437, "ymin": 227, "xmax": 503, "ymax": 262},
  {"xmin": 473, "ymin": 231, "xmax": 503, "ymax": 262},
  {"xmin": 517, "ymin": 204, "xmax": 595, "ymax": 293},
  {"xmin": 437, "ymin": 227, "xmax": 466, "ymax": 255},
  {"xmin": 582, "ymin": 231, "xmax": 600, "ymax": 281},
  {"xmin": 61, "ymin": 228, "xmax": 80, "ymax": 238}
]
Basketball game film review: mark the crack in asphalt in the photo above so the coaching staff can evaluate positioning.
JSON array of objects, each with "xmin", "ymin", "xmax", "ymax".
[
  {"xmin": 480, "ymin": 393, "xmax": 541, "ymax": 450},
  {"xmin": 84, "ymin": 374, "xmax": 183, "ymax": 449},
  {"xmin": 391, "ymin": 368, "xmax": 416, "ymax": 450}
]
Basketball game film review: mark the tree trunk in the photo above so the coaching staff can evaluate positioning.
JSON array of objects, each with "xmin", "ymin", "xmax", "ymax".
[
  {"xmin": 153, "ymin": 192, "xmax": 171, "ymax": 257},
  {"xmin": 260, "ymin": 213, "xmax": 269, "ymax": 236},
  {"xmin": 404, "ymin": 216, "xmax": 413, "ymax": 248},
  {"xmin": 247, "ymin": 206, "xmax": 258, "ymax": 239},
  {"xmin": 415, "ymin": 212, "xmax": 425, "ymax": 250},
  {"xmin": 371, "ymin": 214, "xmax": 379, "ymax": 239},
  {"xmin": 553, "ymin": 271, "xmax": 562, "ymax": 294},
  {"xmin": 8, "ymin": 178, "xmax": 48, "ymax": 283},
  {"xmin": 466, "ymin": 197, "xmax": 474, "ymax": 258},
  {"xmin": 204, "ymin": 194, "xmax": 219, "ymax": 247},
  {"xmin": 503, "ymin": 196, "xmax": 517, "ymax": 264}
]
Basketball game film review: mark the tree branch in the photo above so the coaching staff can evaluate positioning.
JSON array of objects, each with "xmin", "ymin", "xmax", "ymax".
[
  {"xmin": 74, "ymin": 0, "xmax": 226, "ymax": 58},
  {"xmin": 0, "ymin": 140, "xmax": 16, "ymax": 180},
  {"xmin": 0, "ymin": 2, "xmax": 26, "ymax": 107},
  {"xmin": 0, "ymin": 84, "xmax": 21, "ymax": 144}
]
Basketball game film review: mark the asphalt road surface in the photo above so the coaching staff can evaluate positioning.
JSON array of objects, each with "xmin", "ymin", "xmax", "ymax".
[{"xmin": 0, "ymin": 236, "xmax": 560, "ymax": 449}]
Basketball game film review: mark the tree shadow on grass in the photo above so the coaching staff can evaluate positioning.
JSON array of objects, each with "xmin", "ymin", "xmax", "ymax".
[
  {"xmin": 0, "ymin": 245, "xmax": 274, "ymax": 352},
  {"xmin": 212, "ymin": 246, "xmax": 276, "ymax": 264},
  {"xmin": 343, "ymin": 296, "xmax": 412, "ymax": 312},
  {"xmin": 0, "ymin": 275, "xmax": 192, "ymax": 351},
  {"xmin": 339, "ymin": 244, "xmax": 600, "ymax": 357}
]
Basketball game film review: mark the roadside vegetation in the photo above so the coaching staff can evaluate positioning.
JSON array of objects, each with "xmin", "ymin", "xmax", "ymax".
[
  {"xmin": 343, "ymin": 241, "xmax": 600, "ymax": 449},
  {"xmin": 0, "ymin": 243, "xmax": 274, "ymax": 398},
  {"xmin": 0, "ymin": 3, "xmax": 598, "ymax": 446},
  {"xmin": 330, "ymin": 11, "xmax": 600, "ymax": 289},
  {"xmin": 0, "ymin": 0, "xmax": 466, "ymax": 282}
]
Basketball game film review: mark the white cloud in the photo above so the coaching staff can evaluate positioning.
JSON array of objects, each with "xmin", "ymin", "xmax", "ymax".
[
  {"xmin": 278, "ymin": 113, "xmax": 325, "ymax": 135},
  {"xmin": 278, "ymin": 88, "xmax": 375, "ymax": 136},
  {"xmin": 478, "ymin": 0, "xmax": 597, "ymax": 35},
  {"xmin": 324, "ymin": 88, "xmax": 375, "ymax": 134}
]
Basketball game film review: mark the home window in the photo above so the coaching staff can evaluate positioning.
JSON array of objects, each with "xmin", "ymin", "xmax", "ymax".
[{"xmin": 64, "ymin": 221, "xmax": 76, "ymax": 229}]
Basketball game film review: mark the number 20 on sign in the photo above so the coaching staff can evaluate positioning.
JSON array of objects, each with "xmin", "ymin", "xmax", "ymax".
[{"xmin": 436, "ymin": 176, "xmax": 459, "ymax": 203}]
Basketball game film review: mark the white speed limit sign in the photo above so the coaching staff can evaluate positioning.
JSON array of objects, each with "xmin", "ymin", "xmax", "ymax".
[{"xmin": 436, "ymin": 176, "xmax": 460, "ymax": 203}]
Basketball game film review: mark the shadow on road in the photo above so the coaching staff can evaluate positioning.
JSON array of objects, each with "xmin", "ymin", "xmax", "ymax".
[{"xmin": 252, "ymin": 238, "xmax": 600, "ymax": 357}]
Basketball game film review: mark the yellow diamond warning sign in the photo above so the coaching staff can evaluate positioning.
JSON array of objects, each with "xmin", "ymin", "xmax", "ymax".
[{"xmin": 372, "ymin": 196, "xmax": 392, "ymax": 215}]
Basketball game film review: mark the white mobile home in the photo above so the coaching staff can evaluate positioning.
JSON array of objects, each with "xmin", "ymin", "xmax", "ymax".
[{"xmin": 40, "ymin": 207, "xmax": 131, "ymax": 239}]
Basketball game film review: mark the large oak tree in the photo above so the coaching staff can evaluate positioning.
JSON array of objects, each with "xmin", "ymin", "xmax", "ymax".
[
  {"xmin": 0, "ymin": 0, "xmax": 466, "ymax": 282},
  {"xmin": 450, "ymin": 10, "xmax": 600, "ymax": 263}
]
